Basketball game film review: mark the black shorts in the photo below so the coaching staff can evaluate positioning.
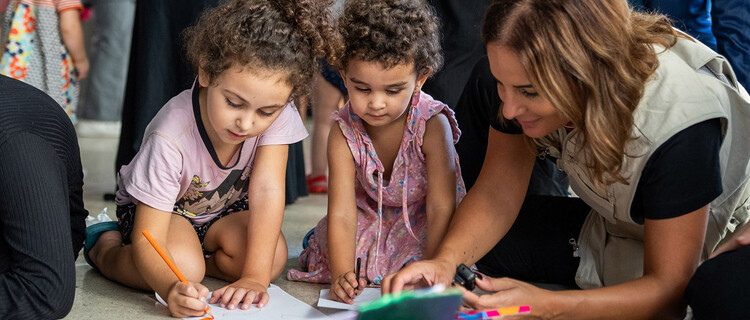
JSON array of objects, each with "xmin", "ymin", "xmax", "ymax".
[{"xmin": 116, "ymin": 196, "xmax": 249, "ymax": 254}]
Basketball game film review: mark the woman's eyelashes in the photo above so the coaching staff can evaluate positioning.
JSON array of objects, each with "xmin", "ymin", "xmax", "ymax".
[
  {"xmin": 520, "ymin": 89, "xmax": 539, "ymax": 98},
  {"xmin": 496, "ymin": 81, "xmax": 539, "ymax": 99}
]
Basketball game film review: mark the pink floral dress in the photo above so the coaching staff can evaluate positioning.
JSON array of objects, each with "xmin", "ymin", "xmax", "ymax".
[{"xmin": 288, "ymin": 91, "xmax": 466, "ymax": 285}]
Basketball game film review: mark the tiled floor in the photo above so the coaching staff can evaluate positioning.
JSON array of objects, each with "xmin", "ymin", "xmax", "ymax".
[{"xmin": 67, "ymin": 124, "xmax": 338, "ymax": 319}]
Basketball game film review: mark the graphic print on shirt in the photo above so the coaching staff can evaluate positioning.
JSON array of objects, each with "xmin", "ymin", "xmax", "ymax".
[{"xmin": 175, "ymin": 168, "xmax": 250, "ymax": 217}]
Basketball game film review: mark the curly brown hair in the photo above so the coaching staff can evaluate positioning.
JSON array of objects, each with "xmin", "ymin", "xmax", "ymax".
[
  {"xmin": 184, "ymin": 0, "xmax": 337, "ymax": 104},
  {"xmin": 332, "ymin": 0, "xmax": 442, "ymax": 77},
  {"xmin": 483, "ymin": 0, "xmax": 680, "ymax": 188}
]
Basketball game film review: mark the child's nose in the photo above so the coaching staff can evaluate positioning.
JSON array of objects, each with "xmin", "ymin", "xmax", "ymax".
[
  {"xmin": 236, "ymin": 114, "xmax": 253, "ymax": 131},
  {"xmin": 368, "ymin": 94, "xmax": 387, "ymax": 110}
]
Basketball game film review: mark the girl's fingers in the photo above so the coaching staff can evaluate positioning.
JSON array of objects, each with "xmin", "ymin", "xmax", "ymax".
[
  {"xmin": 345, "ymin": 272, "xmax": 359, "ymax": 289},
  {"xmin": 210, "ymin": 287, "xmax": 226, "ymax": 303},
  {"xmin": 257, "ymin": 292, "xmax": 270, "ymax": 308},
  {"xmin": 175, "ymin": 293, "xmax": 207, "ymax": 315},
  {"xmin": 220, "ymin": 287, "xmax": 237, "ymax": 307},
  {"xmin": 338, "ymin": 276, "xmax": 355, "ymax": 299},
  {"xmin": 333, "ymin": 282, "xmax": 353, "ymax": 304},
  {"xmin": 227, "ymin": 288, "xmax": 248, "ymax": 310}
]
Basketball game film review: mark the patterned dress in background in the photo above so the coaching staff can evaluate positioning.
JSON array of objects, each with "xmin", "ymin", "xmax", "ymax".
[
  {"xmin": 1, "ymin": 0, "xmax": 82, "ymax": 123},
  {"xmin": 287, "ymin": 91, "xmax": 467, "ymax": 285}
]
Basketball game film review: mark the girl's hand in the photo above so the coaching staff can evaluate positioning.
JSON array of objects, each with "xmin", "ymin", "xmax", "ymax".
[
  {"xmin": 210, "ymin": 278, "xmax": 269, "ymax": 310},
  {"xmin": 73, "ymin": 57, "xmax": 89, "ymax": 81},
  {"xmin": 166, "ymin": 281, "xmax": 210, "ymax": 318},
  {"xmin": 710, "ymin": 222, "xmax": 750, "ymax": 258},
  {"xmin": 461, "ymin": 275, "xmax": 557, "ymax": 320},
  {"xmin": 331, "ymin": 271, "xmax": 367, "ymax": 304}
]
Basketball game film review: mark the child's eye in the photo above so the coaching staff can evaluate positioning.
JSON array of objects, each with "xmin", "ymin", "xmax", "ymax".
[
  {"xmin": 386, "ymin": 89, "xmax": 402, "ymax": 95},
  {"xmin": 225, "ymin": 97, "xmax": 243, "ymax": 108},
  {"xmin": 258, "ymin": 109, "xmax": 274, "ymax": 117},
  {"xmin": 520, "ymin": 89, "xmax": 539, "ymax": 98},
  {"xmin": 355, "ymin": 87, "xmax": 371, "ymax": 93}
]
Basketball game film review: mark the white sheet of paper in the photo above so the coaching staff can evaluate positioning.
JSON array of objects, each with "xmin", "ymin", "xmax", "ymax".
[
  {"xmin": 317, "ymin": 288, "xmax": 381, "ymax": 310},
  {"xmin": 157, "ymin": 284, "xmax": 328, "ymax": 319}
]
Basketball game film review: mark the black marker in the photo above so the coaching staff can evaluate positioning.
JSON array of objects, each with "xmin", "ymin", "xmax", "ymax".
[{"xmin": 355, "ymin": 257, "xmax": 362, "ymax": 294}]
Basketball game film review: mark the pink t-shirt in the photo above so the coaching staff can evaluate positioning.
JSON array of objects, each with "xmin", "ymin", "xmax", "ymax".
[{"xmin": 116, "ymin": 84, "xmax": 308, "ymax": 225}]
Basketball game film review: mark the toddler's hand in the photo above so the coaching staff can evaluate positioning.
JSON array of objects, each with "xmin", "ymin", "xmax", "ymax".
[
  {"xmin": 331, "ymin": 271, "xmax": 367, "ymax": 304},
  {"xmin": 166, "ymin": 281, "xmax": 210, "ymax": 318},
  {"xmin": 73, "ymin": 58, "xmax": 89, "ymax": 81},
  {"xmin": 210, "ymin": 278, "xmax": 269, "ymax": 310}
]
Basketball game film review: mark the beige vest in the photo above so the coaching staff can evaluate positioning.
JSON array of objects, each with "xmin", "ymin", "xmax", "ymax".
[{"xmin": 537, "ymin": 37, "xmax": 750, "ymax": 289}]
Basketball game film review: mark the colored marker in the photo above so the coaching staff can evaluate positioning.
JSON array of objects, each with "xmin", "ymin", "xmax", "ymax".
[
  {"xmin": 142, "ymin": 230, "xmax": 213, "ymax": 319},
  {"xmin": 456, "ymin": 305, "xmax": 530, "ymax": 319}
]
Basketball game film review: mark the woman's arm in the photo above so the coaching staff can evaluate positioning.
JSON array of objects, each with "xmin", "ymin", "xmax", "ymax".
[
  {"xmin": 58, "ymin": 9, "xmax": 88, "ymax": 80},
  {"xmin": 422, "ymin": 114, "xmax": 458, "ymax": 258},
  {"xmin": 434, "ymin": 129, "xmax": 535, "ymax": 266},
  {"xmin": 464, "ymin": 205, "xmax": 709, "ymax": 320},
  {"xmin": 383, "ymin": 129, "xmax": 535, "ymax": 292},
  {"xmin": 326, "ymin": 127, "xmax": 361, "ymax": 302}
]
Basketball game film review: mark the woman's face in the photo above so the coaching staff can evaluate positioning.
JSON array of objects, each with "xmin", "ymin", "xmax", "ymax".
[{"xmin": 487, "ymin": 44, "xmax": 568, "ymax": 138}]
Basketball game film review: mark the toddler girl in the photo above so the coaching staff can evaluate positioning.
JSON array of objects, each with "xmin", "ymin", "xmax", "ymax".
[{"xmin": 288, "ymin": 0, "xmax": 466, "ymax": 304}]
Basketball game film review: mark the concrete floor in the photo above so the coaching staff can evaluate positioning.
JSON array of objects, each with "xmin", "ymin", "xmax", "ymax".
[{"xmin": 68, "ymin": 124, "xmax": 339, "ymax": 319}]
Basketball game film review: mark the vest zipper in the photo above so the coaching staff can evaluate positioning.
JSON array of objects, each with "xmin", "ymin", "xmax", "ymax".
[{"xmin": 569, "ymin": 238, "xmax": 580, "ymax": 258}]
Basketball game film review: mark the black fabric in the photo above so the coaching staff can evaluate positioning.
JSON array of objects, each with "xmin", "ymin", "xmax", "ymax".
[
  {"xmin": 117, "ymin": 0, "xmax": 219, "ymax": 175},
  {"xmin": 475, "ymin": 195, "xmax": 590, "ymax": 287},
  {"xmin": 116, "ymin": 195, "xmax": 247, "ymax": 249},
  {"xmin": 0, "ymin": 75, "xmax": 88, "ymax": 318},
  {"xmin": 631, "ymin": 119, "xmax": 723, "ymax": 222},
  {"xmin": 686, "ymin": 244, "xmax": 750, "ymax": 319},
  {"xmin": 422, "ymin": 0, "xmax": 491, "ymax": 109},
  {"xmin": 454, "ymin": 56, "xmax": 569, "ymax": 195},
  {"xmin": 116, "ymin": 0, "xmax": 307, "ymax": 204}
]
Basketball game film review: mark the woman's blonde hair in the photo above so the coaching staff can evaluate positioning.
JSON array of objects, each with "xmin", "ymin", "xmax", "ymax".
[{"xmin": 483, "ymin": 0, "xmax": 678, "ymax": 187}]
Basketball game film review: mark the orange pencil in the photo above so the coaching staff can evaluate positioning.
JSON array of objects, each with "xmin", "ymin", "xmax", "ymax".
[{"xmin": 142, "ymin": 230, "xmax": 213, "ymax": 319}]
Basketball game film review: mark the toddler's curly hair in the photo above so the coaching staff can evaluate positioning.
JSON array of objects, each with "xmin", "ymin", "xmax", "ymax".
[
  {"xmin": 333, "ymin": 0, "xmax": 442, "ymax": 76},
  {"xmin": 184, "ymin": 0, "xmax": 337, "ymax": 103}
]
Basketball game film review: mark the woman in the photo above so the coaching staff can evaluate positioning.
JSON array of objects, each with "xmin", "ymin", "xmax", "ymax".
[{"xmin": 382, "ymin": 0, "xmax": 750, "ymax": 318}]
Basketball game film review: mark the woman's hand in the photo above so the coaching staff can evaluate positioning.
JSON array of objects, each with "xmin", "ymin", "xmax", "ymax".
[
  {"xmin": 381, "ymin": 258, "xmax": 455, "ymax": 294},
  {"xmin": 330, "ymin": 271, "xmax": 367, "ymax": 304},
  {"xmin": 166, "ymin": 281, "xmax": 210, "ymax": 318},
  {"xmin": 210, "ymin": 278, "xmax": 269, "ymax": 310},
  {"xmin": 461, "ymin": 276, "xmax": 558, "ymax": 320},
  {"xmin": 710, "ymin": 222, "xmax": 750, "ymax": 258}
]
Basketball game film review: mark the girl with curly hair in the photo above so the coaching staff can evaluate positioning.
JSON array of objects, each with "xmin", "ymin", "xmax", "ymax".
[
  {"xmin": 287, "ymin": 0, "xmax": 466, "ymax": 304},
  {"xmin": 383, "ymin": 0, "xmax": 750, "ymax": 318},
  {"xmin": 83, "ymin": 0, "xmax": 335, "ymax": 317}
]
